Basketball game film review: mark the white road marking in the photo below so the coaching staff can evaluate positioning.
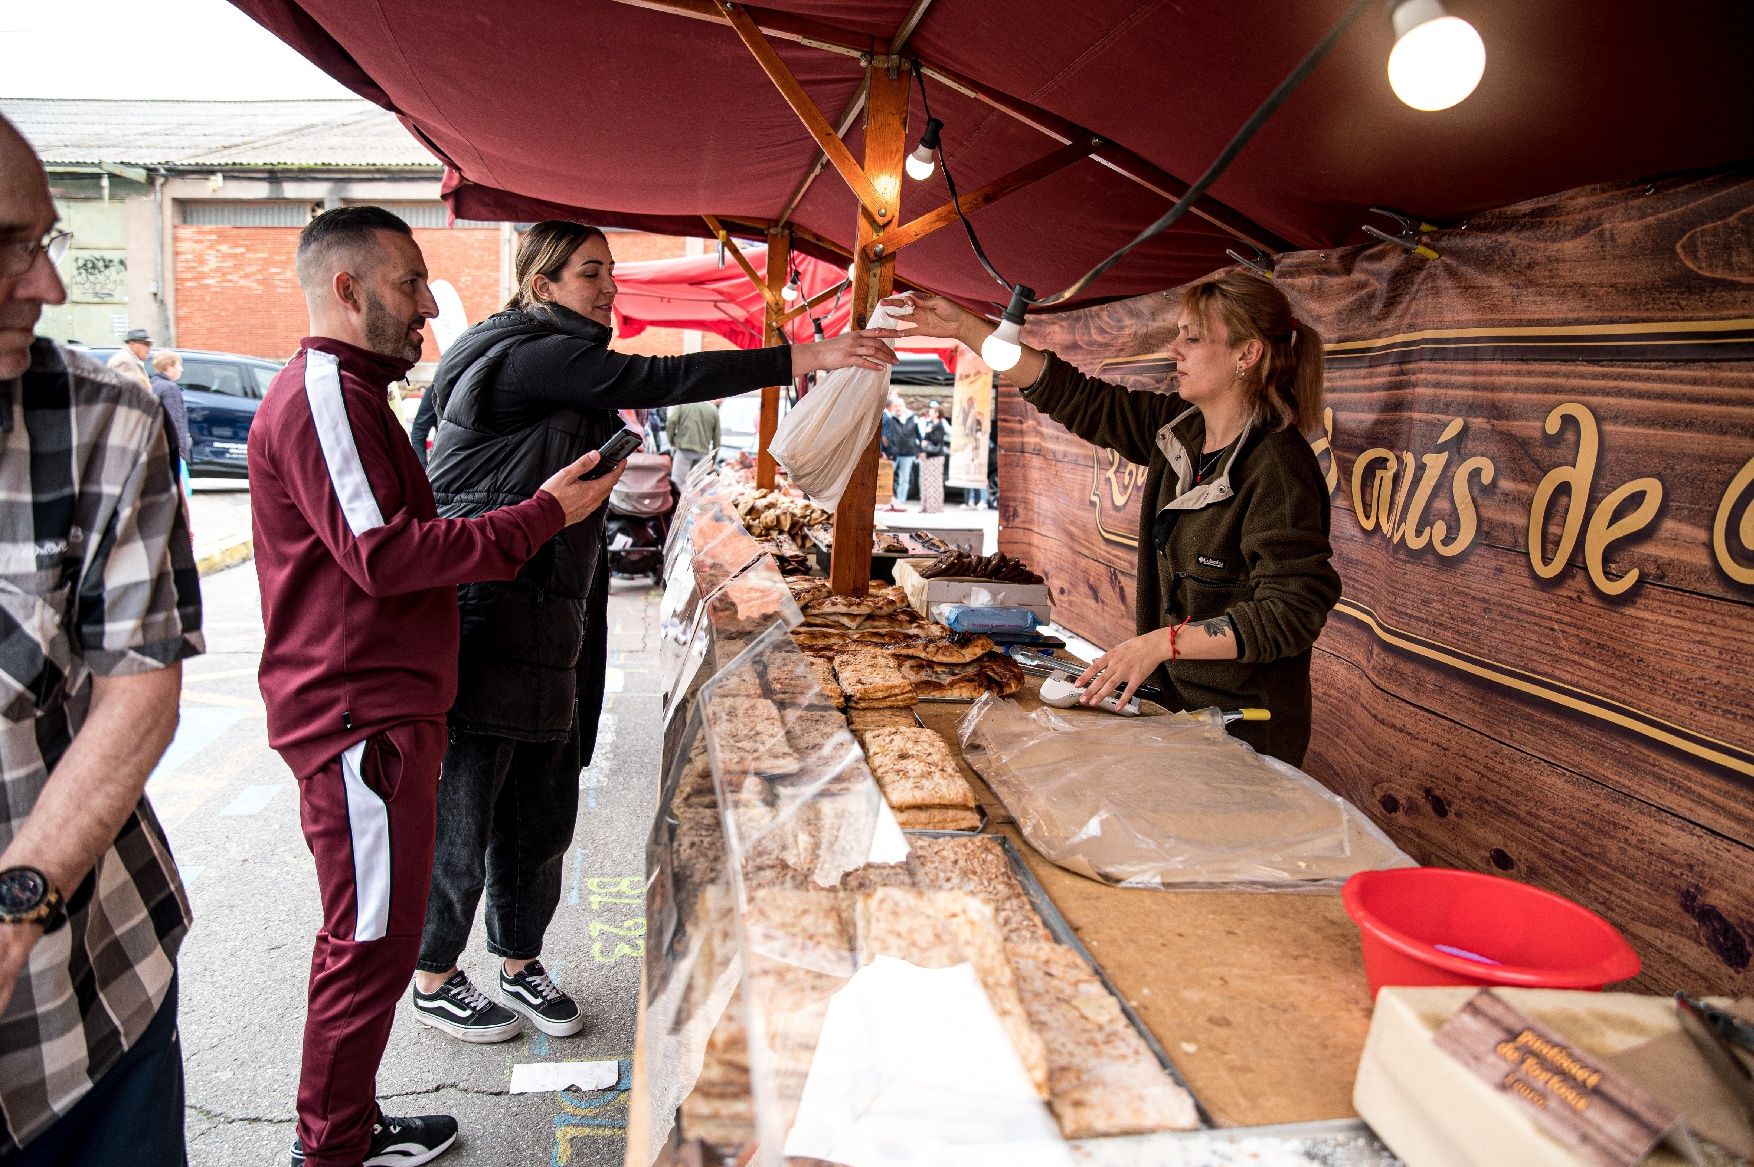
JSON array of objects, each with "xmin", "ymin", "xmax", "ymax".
[{"xmin": 605, "ymin": 667, "xmax": 626, "ymax": 694}]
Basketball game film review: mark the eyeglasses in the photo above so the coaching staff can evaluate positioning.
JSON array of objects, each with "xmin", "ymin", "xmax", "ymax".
[{"xmin": 1, "ymin": 229, "xmax": 72, "ymax": 280}]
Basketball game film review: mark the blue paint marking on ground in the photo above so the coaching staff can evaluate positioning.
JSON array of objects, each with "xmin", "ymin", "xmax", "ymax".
[
  {"xmin": 550, "ymin": 1060, "xmax": 634, "ymax": 1165},
  {"xmin": 566, "ymin": 847, "xmax": 585, "ymax": 907},
  {"xmin": 148, "ymin": 707, "xmax": 249, "ymax": 785},
  {"xmin": 219, "ymin": 783, "xmax": 280, "ymax": 817},
  {"xmin": 531, "ymin": 1031, "xmax": 552, "ymax": 1058}
]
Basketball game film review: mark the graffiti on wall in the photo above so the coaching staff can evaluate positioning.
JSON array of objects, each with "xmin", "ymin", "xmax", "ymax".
[{"xmin": 64, "ymin": 251, "xmax": 128, "ymax": 303}]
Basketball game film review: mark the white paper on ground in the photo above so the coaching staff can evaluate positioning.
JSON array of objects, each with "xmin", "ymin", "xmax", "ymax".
[
  {"xmin": 865, "ymin": 798, "xmax": 911, "ymax": 866},
  {"xmin": 508, "ymin": 1059, "xmax": 620, "ymax": 1094},
  {"xmin": 782, "ymin": 956, "xmax": 1071, "ymax": 1167}
]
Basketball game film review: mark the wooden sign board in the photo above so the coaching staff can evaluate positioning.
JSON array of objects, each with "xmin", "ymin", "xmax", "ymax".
[
  {"xmin": 1433, "ymin": 991, "xmax": 1677, "ymax": 1167},
  {"xmin": 1002, "ymin": 164, "xmax": 1754, "ymax": 993}
]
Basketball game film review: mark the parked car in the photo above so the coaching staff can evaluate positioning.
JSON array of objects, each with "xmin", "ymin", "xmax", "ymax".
[{"xmin": 83, "ymin": 347, "xmax": 282, "ymax": 478}]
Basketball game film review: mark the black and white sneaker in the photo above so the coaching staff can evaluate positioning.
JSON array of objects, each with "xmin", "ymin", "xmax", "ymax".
[
  {"xmin": 290, "ymin": 1111, "xmax": 459, "ymax": 1166},
  {"xmin": 411, "ymin": 971, "xmax": 523, "ymax": 1043},
  {"xmin": 499, "ymin": 959, "xmax": 586, "ymax": 1037}
]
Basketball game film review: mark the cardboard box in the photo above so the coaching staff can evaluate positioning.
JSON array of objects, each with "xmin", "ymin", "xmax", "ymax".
[{"xmin": 893, "ymin": 558, "xmax": 1052, "ymax": 621}]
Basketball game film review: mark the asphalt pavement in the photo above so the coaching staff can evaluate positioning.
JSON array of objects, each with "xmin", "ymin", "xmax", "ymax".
[{"xmin": 155, "ymin": 515, "xmax": 663, "ymax": 1167}]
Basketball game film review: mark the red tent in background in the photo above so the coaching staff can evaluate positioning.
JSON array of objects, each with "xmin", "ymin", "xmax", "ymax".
[{"xmin": 613, "ymin": 244, "xmax": 964, "ymax": 370}]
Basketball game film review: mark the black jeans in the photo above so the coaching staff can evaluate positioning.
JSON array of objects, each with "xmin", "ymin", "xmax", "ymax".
[
  {"xmin": 14, "ymin": 976, "xmax": 185, "ymax": 1166},
  {"xmin": 417, "ymin": 730, "xmax": 581, "ymax": 972}
]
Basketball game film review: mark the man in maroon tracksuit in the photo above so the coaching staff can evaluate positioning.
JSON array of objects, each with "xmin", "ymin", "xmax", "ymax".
[{"xmin": 250, "ymin": 206, "xmax": 623, "ymax": 1167}]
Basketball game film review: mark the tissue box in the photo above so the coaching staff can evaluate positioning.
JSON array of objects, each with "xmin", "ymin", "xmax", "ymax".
[{"xmin": 893, "ymin": 558, "xmax": 1051, "ymax": 621}]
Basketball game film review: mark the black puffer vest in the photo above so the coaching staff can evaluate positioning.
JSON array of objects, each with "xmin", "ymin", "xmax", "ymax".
[{"xmin": 426, "ymin": 307, "xmax": 621, "ymax": 740}]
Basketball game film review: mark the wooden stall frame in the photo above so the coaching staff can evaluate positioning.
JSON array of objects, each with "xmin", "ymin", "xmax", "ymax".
[
  {"xmin": 756, "ymin": 226, "xmax": 788, "ymax": 488},
  {"xmin": 613, "ymin": 0, "xmax": 1292, "ymax": 591}
]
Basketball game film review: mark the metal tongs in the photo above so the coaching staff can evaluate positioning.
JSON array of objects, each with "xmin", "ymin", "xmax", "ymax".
[
  {"xmin": 1011, "ymin": 649, "xmax": 1269, "ymax": 721},
  {"xmin": 1675, "ymin": 992, "xmax": 1754, "ymax": 1121}
]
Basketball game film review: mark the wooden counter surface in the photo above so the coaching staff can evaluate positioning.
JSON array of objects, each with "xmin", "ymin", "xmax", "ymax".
[{"xmin": 914, "ymin": 689, "xmax": 1378, "ymax": 1128}]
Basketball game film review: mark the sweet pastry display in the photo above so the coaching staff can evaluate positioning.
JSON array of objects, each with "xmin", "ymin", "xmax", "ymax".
[{"xmin": 918, "ymin": 549, "xmax": 1045, "ymax": 584}]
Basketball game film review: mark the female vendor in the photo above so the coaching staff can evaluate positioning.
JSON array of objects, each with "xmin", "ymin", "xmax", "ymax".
[{"xmin": 889, "ymin": 271, "xmax": 1339, "ymax": 765}]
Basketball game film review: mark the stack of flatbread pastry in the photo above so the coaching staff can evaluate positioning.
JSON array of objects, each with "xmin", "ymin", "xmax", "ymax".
[
  {"xmin": 677, "ymin": 832, "xmax": 1200, "ymax": 1152},
  {"xmin": 859, "ymin": 725, "xmax": 980, "ymax": 831},
  {"xmin": 781, "ymin": 582, "xmax": 1028, "ymax": 701},
  {"xmin": 830, "ymin": 649, "xmax": 917, "ymax": 709}
]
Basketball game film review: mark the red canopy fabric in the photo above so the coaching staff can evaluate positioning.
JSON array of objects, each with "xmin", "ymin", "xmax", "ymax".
[
  {"xmin": 612, "ymin": 245, "xmax": 845, "ymax": 349},
  {"xmin": 228, "ymin": 0, "xmax": 1754, "ymax": 314},
  {"xmin": 612, "ymin": 243, "xmax": 963, "ymax": 369}
]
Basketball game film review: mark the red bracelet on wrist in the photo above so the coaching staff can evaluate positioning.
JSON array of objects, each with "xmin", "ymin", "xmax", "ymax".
[{"xmin": 1168, "ymin": 615, "xmax": 1192, "ymax": 662}]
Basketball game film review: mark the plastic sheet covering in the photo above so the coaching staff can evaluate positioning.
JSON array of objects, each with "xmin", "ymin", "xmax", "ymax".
[
  {"xmin": 768, "ymin": 302, "xmax": 907, "ymax": 510},
  {"xmin": 958, "ymin": 696, "xmax": 1414, "ymax": 891},
  {"xmin": 630, "ymin": 703, "xmax": 744, "ymax": 1164}
]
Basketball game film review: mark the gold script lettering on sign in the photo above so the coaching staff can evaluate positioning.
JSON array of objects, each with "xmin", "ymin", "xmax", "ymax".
[
  {"xmin": 1310, "ymin": 407, "xmax": 1339, "ymax": 497},
  {"xmin": 1714, "ymin": 456, "xmax": 1754, "ymax": 586},
  {"xmin": 1585, "ymin": 477, "xmax": 1664, "ymax": 596},
  {"xmin": 1402, "ymin": 419, "xmax": 1467, "ymax": 550},
  {"xmin": 1433, "ymin": 453, "xmax": 1495, "ymax": 557},
  {"xmin": 1528, "ymin": 403, "xmax": 1598, "ymax": 579},
  {"xmin": 1352, "ymin": 448, "xmax": 1399, "ymax": 532}
]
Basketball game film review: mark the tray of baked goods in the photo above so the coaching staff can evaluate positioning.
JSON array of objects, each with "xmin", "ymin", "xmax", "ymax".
[
  {"xmin": 687, "ymin": 638, "xmax": 990, "ymax": 834},
  {"xmin": 803, "ymin": 525, "xmax": 954, "ymax": 582},
  {"xmin": 782, "ymin": 575, "xmax": 1026, "ymax": 703},
  {"xmin": 666, "ymin": 824, "xmax": 1206, "ymax": 1156}
]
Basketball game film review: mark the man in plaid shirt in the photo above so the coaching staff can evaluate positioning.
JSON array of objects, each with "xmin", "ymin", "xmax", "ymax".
[{"xmin": 0, "ymin": 115, "xmax": 203, "ymax": 1164}]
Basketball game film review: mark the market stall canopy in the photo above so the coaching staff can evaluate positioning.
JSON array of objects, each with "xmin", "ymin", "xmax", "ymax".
[
  {"xmin": 229, "ymin": 0, "xmax": 1754, "ymax": 314},
  {"xmin": 613, "ymin": 244, "xmax": 964, "ymax": 369}
]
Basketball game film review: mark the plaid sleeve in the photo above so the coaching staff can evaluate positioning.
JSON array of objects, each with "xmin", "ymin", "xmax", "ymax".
[{"xmin": 74, "ymin": 406, "xmax": 204, "ymax": 675}]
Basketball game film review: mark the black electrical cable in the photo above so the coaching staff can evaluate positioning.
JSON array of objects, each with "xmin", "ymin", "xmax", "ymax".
[
  {"xmin": 913, "ymin": 0, "xmax": 1375, "ymax": 309},
  {"xmin": 910, "ymin": 63, "xmax": 1013, "ymax": 306}
]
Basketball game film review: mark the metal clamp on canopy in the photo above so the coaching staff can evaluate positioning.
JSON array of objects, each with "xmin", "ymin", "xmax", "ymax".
[
  {"xmin": 1225, "ymin": 244, "xmax": 1276, "ymax": 280},
  {"xmin": 1362, "ymin": 206, "xmax": 1440, "ymax": 260}
]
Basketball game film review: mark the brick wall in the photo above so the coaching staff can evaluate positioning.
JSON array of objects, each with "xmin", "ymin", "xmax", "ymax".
[{"xmin": 172, "ymin": 224, "xmax": 721, "ymax": 364}]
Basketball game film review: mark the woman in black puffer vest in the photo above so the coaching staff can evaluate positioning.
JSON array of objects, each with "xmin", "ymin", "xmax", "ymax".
[{"xmin": 411, "ymin": 222, "xmax": 900, "ymax": 1039}]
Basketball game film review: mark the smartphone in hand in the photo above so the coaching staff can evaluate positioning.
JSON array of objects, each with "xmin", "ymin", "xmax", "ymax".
[{"xmin": 580, "ymin": 429, "xmax": 643, "ymax": 480}]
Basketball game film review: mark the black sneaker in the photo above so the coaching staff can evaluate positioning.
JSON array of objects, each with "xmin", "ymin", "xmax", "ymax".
[
  {"xmin": 411, "ymin": 971, "xmax": 523, "ymax": 1043},
  {"xmin": 499, "ymin": 959, "xmax": 586, "ymax": 1037},
  {"xmin": 290, "ymin": 1111, "xmax": 459, "ymax": 1166}
]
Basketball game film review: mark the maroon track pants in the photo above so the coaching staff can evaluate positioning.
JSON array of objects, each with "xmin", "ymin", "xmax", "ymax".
[{"xmin": 289, "ymin": 719, "xmax": 446, "ymax": 1167}]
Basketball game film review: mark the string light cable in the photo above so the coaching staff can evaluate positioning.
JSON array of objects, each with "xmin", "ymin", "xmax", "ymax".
[{"xmin": 909, "ymin": 0, "xmax": 1377, "ymax": 314}]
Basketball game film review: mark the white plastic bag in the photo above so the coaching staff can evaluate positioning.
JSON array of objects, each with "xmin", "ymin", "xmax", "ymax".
[{"xmin": 769, "ymin": 303, "xmax": 904, "ymax": 510}]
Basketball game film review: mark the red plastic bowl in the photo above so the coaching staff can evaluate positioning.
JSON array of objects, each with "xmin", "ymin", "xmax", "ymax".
[{"xmin": 1342, "ymin": 868, "xmax": 1640, "ymax": 995}]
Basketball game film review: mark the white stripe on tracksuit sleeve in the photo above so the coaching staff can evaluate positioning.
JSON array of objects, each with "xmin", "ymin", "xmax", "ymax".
[{"xmin": 304, "ymin": 349, "xmax": 386, "ymax": 537}]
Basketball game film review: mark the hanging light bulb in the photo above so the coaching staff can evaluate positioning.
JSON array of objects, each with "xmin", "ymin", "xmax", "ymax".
[
  {"xmin": 1387, "ymin": 0, "xmax": 1485, "ymax": 111},
  {"xmin": 981, "ymin": 284, "xmax": 1033, "ymax": 373},
  {"xmin": 905, "ymin": 117, "xmax": 944, "ymax": 181},
  {"xmin": 781, "ymin": 269, "xmax": 800, "ymax": 303}
]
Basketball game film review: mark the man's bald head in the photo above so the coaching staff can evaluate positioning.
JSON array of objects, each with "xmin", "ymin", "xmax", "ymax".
[
  {"xmin": 0, "ymin": 114, "xmax": 67, "ymax": 381},
  {"xmin": 297, "ymin": 205, "xmax": 436, "ymax": 364},
  {"xmin": 295, "ymin": 204, "xmax": 415, "ymax": 294}
]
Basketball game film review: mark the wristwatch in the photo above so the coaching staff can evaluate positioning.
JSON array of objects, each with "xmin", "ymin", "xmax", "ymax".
[{"xmin": 0, "ymin": 866, "xmax": 67, "ymax": 933}]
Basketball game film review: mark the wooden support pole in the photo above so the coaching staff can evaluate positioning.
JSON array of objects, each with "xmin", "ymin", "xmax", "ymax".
[
  {"xmin": 757, "ymin": 226, "xmax": 789, "ymax": 489},
  {"xmin": 718, "ymin": 0, "xmax": 892, "ymax": 225},
  {"xmin": 829, "ymin": 58, "xmax": 908, "ymax": 596},
  {"xmin": 775, "ymin": 0, "xmax": 934, "ymax": 227},
  {"xmin": 874, "ymin": 138, "xmax": 1095, "ymax": 257},
  {"xmin": 612, "ymin": 0, "xmax": 1286, "ymax": 254}
]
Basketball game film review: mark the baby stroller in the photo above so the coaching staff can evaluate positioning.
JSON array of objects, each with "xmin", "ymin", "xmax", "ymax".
[{"xmin": 606, "ymin": 451, "xmax": 676, "ymax": 581}]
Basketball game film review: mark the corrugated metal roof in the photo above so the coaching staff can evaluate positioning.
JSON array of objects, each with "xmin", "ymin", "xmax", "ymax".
[{"xmin": 0, "ymin": 98, "xmax": 442, "ymax": 169}]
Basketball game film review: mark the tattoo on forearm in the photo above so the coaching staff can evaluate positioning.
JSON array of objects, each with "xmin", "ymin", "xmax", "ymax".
[{"xmin": 1200, "ymin": 617, "xmax": 1229, "ymax": 638}]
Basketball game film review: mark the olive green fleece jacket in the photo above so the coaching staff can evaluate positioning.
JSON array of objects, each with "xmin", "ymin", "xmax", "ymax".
[{"xmin": 1022, "ymin": 352, "xmax": 1341, "ymax": 765}]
